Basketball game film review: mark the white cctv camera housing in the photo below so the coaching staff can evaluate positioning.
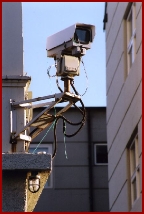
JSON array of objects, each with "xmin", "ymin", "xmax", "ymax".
[{"xmin": 46, "ymin": 23, "xmax": 95, "ymax": 58}]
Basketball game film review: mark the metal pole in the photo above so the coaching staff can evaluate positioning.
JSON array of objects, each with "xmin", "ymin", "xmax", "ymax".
[{"xmin": 64, "ymin": 78, "xmax": 70, "ymax": 92}]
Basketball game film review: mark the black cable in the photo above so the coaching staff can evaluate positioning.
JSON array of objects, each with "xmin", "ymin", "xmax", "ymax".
[
  {"xmin": 52, "ymin": 96, "xmax": 86, "ymax": 158},
  {"xmin": 47, "ymin": 65, "xmax": 56, "ymax": 78},
  {"xmin": 80, "ymin": 59, "xmax": 89, "ymax": 96},
  {"xmin": 63, "ymin": 119, "xmax": 66, "ymax": 133},
  {"xmin": 73, "ymin": 103, "xmax": 84, "ymax": 115},
  {"xmin": 70, "ymin": 80, "xmax": 79, "ymax": 96},
  {"xmin": 63, "ymin": 118, "xmax": 85, "ymax": 138},
  {"xmin": 56, "ymin": 76, "xmax": 63, "ymax": 93},
  {"xmin": 47, "ymin": 64, "xmax": 63, "ymax": 92},
  {"xmin": 52, "ymin": 117, "xmax": 59, "ymax": 158},
  {"xmin": 38, "ymin": 73, "xmax": 86, "ymax": 158},
  {"xmin": 63, "ymin": 100, "xmax": 86, "ymax": 138}
]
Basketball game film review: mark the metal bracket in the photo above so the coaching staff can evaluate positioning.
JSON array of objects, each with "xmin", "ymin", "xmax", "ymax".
[{"xmin": 10, "ymin": 92, "xmax": 81, "ymax": 144}]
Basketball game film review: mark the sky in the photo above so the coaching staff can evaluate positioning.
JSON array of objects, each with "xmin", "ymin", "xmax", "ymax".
[{"xmin": 22, "ymin": 2, "xmax": 106, "ymax": 107}]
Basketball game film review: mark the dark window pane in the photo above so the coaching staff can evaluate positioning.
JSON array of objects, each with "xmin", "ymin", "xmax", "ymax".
[
  {"xmin": 131, "ymin": 142, "xmax": 136, "ymax": 173},
  {"xmin": 96, "ymin": 145, "xmax": 108, "ymax": 164},
  {"xmin": 129, "ymin": 46, "xmax": 133, "ymax": 68},
  {"xmin": 132, "ymin": 178, "xmax": 137, "ymax": 201}
]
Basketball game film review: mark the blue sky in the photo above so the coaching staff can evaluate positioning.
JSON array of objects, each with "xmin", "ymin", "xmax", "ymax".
[{"xmin": 22, "ymin": 2, "xmax": 106, "ymax": 107}]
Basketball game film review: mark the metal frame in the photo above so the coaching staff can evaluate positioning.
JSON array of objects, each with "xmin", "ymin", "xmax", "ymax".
[{"xmin": 10, "ymin": 92, "xmax": 81, "ymax": 144}]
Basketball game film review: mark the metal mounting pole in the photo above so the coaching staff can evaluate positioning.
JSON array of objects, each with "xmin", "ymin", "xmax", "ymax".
[{"xmin": 61, "ymin": 76, "xmax": 73, "ymax": 93}]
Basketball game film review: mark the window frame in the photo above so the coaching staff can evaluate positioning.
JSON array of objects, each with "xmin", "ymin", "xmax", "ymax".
[
  {"xmin": 94, "ymin": 143, "xmax": 108, "ymax": 166},
  {"xmin": 129, "ymin": 134, "xmax": 140, "ymax": 206},
  {"xmin": 126, "ymin": 2, "xmax": 136, "ymax": 74},
  {"xmin": 29, "ymin": 144, "xmax": 53, "ymax": 189}
]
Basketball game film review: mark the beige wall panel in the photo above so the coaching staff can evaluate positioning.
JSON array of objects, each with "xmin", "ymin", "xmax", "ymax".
[
  {"xmin": 108, "ymin": 81, "xmax": 141, "ymax": 155},
  {"xmin": 106, "ymin": 57, "xmax": 125, "ymax": 121},
  {"xmin": 136, "ymin": 2, "xmax": 142, "ymax": 17},
  {"xmin": 138, "ymin": 118, "xmax": 142, "ymax": 157},
  {"xmin": 106, "ymin": 2, "xmax": 142, "ymax": 212},
  {"xmin": 108, "ymin": 83, "xmax": 141, "ymax": 177},
  {"xmin": 110, "ymin": 148, "xmax": 142, "ymax": 212},
  {"xmin": 106, "ymin": 2, "xmax": 129, "ymax": 65},
  {"xmin": 130, "ymin": 194, "xmax": 142, "ymax": 212},
  {"xmin": 110, "ymin": 182, "xmax": 129, "ymax": 211},
  {"xmin": 109, "ymin": 150, "xmax": 128, "ymax": 209},
  {"xmin": 106, "ymin": 3, "xmax": 118, "ymax": 39},
  {"xmin": 107, "ymin": 47, "xmax": 142, "ymax": 148},
  {"xmin": 139, "ymin": 155, "xmax": 142, "ymax": 193},
  {"xmin": 106, "ymin": 25, "xmax": 125, "ymax": 94}
]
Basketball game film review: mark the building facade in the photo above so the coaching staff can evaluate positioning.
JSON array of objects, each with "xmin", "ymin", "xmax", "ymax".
[
  {"xmin": 104, "ymin": 2, "xmax": 142, "ymax": 212},
  {"xmin": 29, "ymin": 107, "xmax": 109, "ymax": 212}
]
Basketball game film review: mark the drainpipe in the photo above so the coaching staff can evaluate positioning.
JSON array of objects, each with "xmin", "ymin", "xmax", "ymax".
[{"xmin": 87, "ymin": 108, "xmax": 94, "ymax": 211}]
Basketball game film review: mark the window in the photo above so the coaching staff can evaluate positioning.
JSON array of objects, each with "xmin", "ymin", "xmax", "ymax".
[
  {"xmin": 94, "ymin": 144, "xmax": 108, "ymax": 165},
  {"xmin": 29, "ymin": 144, "xmax": 53, "ymax": 188},
  {"xmin": 126, "ymin": 3, "xmax": 136, "ymax": 74},
  {"xmin": 29, "ymin": 144, "xmax": 52, "ymax": 154},
  {"xmin": 129, "ymin": 135, "xmax": 140, "ymax": 206}
]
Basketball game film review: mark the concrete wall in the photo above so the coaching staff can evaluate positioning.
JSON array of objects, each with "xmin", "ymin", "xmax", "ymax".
[
  {"xmin": 105, "ymin": 2, "xmax": 142, "ymax": 212},
  {"xmin": 2, "ymin": 2, "xmax": 23, "ymax": 76},
  {"xmin": 29, "ymin": 107, "xmax": 109, "ymax": 212},
  {"xmin": 2, "ymin": 2, "xmax": 28, "ymax": 152},
  {"xmin": 2, "ymin": 153, "xmax": 52, "ymax": 212},
  {"xmin": 2, "ymin": 3, "xmax": 52, "ymax": 212},
  {"xmin": 3, "ymin": 171, "xmax": 27, "ymax": 211}
]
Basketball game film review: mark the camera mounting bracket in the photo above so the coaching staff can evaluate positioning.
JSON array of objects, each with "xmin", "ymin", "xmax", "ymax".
[{"xmin": 10, "ymin": 90, "xmax": 81, "ymax": 145}]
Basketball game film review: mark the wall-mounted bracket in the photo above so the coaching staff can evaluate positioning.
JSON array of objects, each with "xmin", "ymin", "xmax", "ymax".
[{"xmin": 10, "ymin": 92, "xmax": 81, "ymax": 145}]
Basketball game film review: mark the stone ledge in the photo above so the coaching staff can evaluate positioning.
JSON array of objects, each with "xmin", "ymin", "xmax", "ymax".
[
  {"xmin": 2, "ymin": 153, "xmax": 51, "ymax": 171},
  {"xmin": 2, "ymin": 75, "xmax": 31, "ymax": 81},
  {"xmin": 2, "ymin": 75, "xmax": 31, "ymax": 87}
]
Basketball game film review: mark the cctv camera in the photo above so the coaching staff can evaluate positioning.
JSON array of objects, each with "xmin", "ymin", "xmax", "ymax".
[{"xmin": 46, "ymin": 23, "xmax": 95, "ymax": 58}]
